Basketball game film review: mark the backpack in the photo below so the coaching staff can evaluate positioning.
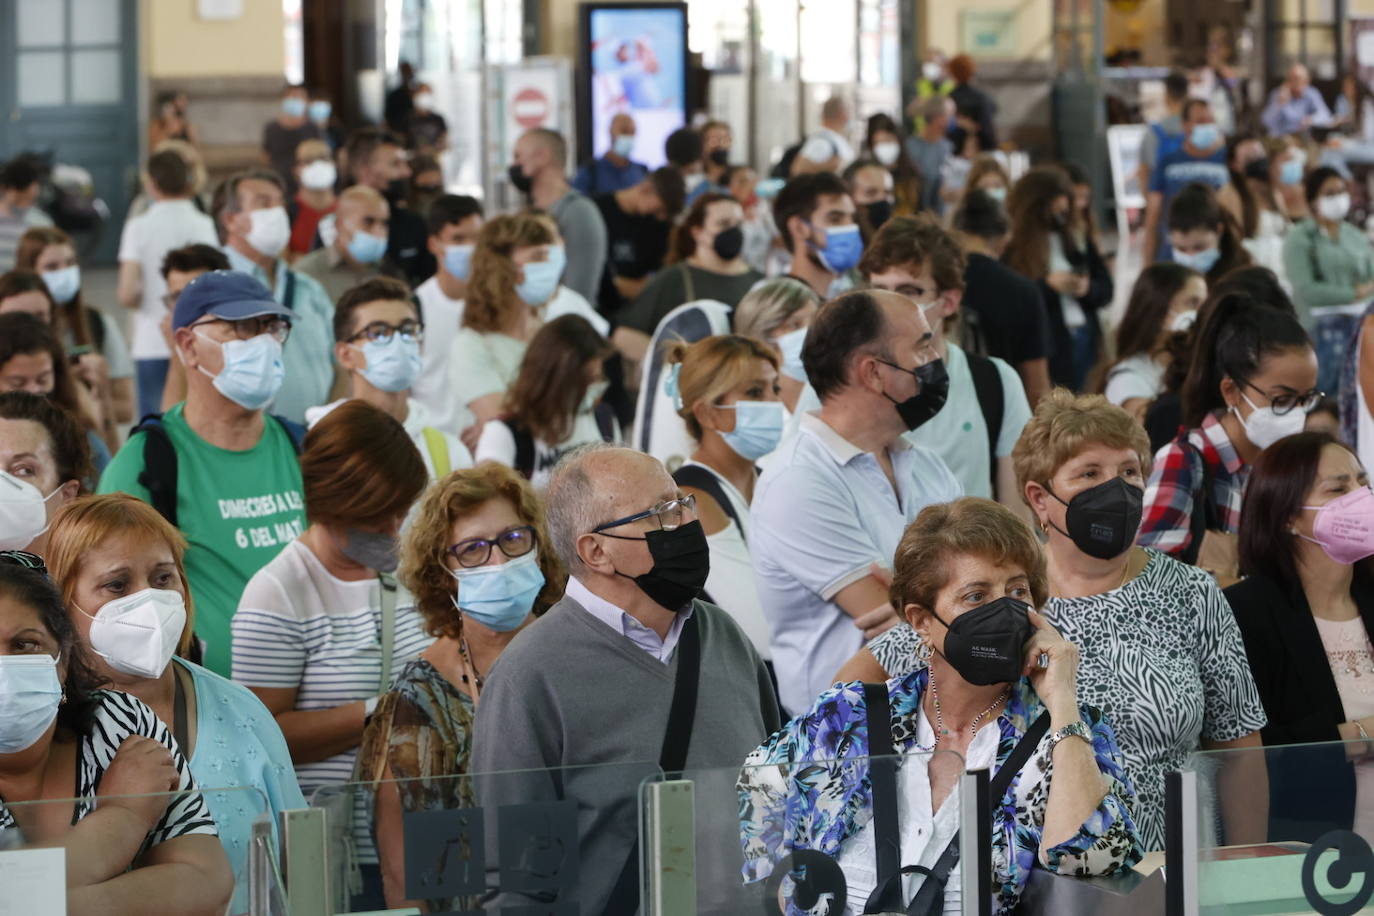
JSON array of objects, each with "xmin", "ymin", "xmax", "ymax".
[
  {"xmin": 770, "ymin": 140, "xmax": 806, "ymax": 180},
  {"xmin": 966, "ymin": 352, "xmax": 1005, "ymax": 495},
  {"xmin": 133, "ymin": 412, "xmax": 305, "ymax": 528}
]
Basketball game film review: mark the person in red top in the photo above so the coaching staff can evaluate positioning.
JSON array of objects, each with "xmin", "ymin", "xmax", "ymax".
[{"xmin": 289, "ymin": 138, "xmax": 337, "ymax": 257}]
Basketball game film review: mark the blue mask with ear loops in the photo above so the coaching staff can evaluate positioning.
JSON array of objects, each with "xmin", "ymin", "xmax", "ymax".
[{"xmin": 715, "ymin": 400, "xmax": 786, "ymax": 460}]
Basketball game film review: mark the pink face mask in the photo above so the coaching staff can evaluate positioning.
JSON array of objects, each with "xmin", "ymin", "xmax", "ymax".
[{"xmin": 1299, "ymin": 487, "xmax": 1374, "ymax": 565}]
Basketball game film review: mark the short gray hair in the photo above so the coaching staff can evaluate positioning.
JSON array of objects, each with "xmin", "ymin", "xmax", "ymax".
[
  {"xmin": 733, "ymin": 277, "xmax": 822, "ymax": 341},
  {"xmin": 544, "ymin": 441, "xmax": 620, "ymax": 572}
]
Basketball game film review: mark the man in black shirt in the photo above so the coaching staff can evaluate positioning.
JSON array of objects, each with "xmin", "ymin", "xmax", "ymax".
[
  {"xmin": 952, "ymin": 189, "xmax": 1053, "ymax": 406},
  {"xmin": 346, "ymin": 127, "xmax": 436, "ymax": 286},
  {"xmin": 594, "ymin": 167, "xmax": 686, "ymax": 317}
]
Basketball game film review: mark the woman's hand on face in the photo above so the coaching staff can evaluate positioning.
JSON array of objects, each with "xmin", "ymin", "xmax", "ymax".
[
  {"xmin": 1022, "ymin": 610, "xmax": 1079, "ymax": 715},
  {"xmin": 97, "ymin": 736, "xmax": 179, "ymax": 830}
]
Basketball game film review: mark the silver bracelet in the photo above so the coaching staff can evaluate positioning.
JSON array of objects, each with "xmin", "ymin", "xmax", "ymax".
[{"xmin": 1357, "ymin": 720, "xmax": 1370, "ymax": 742}]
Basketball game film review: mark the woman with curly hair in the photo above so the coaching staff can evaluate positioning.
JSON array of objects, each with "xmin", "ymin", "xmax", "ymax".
[{"xmin": 353, "ymin": 463, "xmax": 566, "ymax": 912}]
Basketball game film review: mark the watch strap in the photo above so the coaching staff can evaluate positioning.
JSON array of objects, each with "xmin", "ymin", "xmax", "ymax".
[{"xmin": 1048, "ymin": 720, "xmax": 1091, "ymax": 752}]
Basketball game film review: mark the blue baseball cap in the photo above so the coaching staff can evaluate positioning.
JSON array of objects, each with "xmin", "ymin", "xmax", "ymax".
[{"xmin": 171, "ymin": 270, "xmax": 295, "ymax": 331}]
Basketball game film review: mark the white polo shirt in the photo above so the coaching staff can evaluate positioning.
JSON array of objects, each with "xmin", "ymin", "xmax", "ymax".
[
  {"xmin": 751, "ymin": 411, "xmax": 962, "ymax": 713},
  {"xmin": 117, "ymin": 199, "xmax": 218, "ymax": 359},
  {"xmin": 412, "ymin": 276, "xmax": 467, "ymax": 436}
]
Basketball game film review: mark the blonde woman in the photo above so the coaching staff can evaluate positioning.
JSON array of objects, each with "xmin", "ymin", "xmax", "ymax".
[{"xmin": 731, "ymin": 276, "xmax": 821, "ymax": 412}]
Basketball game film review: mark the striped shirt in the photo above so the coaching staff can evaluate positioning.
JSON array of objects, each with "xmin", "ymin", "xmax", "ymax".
[
  {"xmin": 0, "ymin": 690, "xmax": 218, "ymax": 850},
  {"xmin": 231, "ymin": 538, "xmax": 432, "ymax": 863}
]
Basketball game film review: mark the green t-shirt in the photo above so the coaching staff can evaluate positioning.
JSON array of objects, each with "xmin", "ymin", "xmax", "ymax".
[{"xmin": 98, "ymin": 403, "xmax": 305, "ymax": 676}]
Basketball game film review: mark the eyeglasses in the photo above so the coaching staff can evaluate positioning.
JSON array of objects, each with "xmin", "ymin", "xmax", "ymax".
[
  {"xmin": 1241, "ymin": 379, "xmax": 1324, "ymax": 416},
  {"xmin": 446, "ymin": 525, "xmax": 537, "ymax": 568},
  {"xmin": 192, "ymin": 316, "xmax": 292, "ymax": 344},
  {"xmin": 592, "ymin": 494, "xmax": 697, "ymax": 535},
  {"xmin": 348, "ymin": 320, "xmax": 424, "ymax": 345}
]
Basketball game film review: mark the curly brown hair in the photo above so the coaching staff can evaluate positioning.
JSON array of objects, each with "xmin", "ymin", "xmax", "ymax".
[
  {"xmin": 399, "ymin": 464, "xmax": 566, "ymax": 641},
  {"xmin": 463, "ymin": 213, "xmax": 557, "ymax": 334}
]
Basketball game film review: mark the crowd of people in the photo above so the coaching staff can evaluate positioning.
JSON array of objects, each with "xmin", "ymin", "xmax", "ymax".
[{"xmin": 4, "ymin": 52, "xmax": 1374, "ymax": 915}]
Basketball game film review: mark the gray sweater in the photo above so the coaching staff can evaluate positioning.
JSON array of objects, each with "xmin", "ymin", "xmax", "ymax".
[
  {"xmin": 471, "ymin": 593, "xmax": 781, "ymax": 914},
  {"xmin": 550, "ymin": 189, "xmax": 608, "ymax": 302}
]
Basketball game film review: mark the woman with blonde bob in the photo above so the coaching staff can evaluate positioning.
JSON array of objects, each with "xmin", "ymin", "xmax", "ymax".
[
  {"xmin": 843, "ymin": 390, "xmax": 1267, "ymax": 852},
  {"xmin": 354, "ymin": 463, "xmax": 565, "ymax": 912},
  {"xmin": 45, "ymin": 493, "xmax": 303, "ymax": 912},
  {"xmin": 731, "ymin": 276, "xmax": 821, "ymax": 412},
  {"xmin": 740, "ymin": 498, "xmax": 1141, "ymax": 914},
  {"xmin": 665, "ymin": 334, "xmax": 783, "ymax": 664}
]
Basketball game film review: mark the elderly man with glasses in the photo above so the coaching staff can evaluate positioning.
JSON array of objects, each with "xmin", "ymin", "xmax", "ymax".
[
  {"xmin": 471, "ymin": 443, "xmax": 780, "ymax": 915},
  {"xmin": 98, "ymin": 270, "xmax": 307, "ymax": 676}
]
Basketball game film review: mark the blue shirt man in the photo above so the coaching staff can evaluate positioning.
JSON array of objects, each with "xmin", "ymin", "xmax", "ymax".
[
  {"xmin": 1262, "ymin": 63, "xmax": 1333, "ymax": 136},
  {"xmin": 572, "ymin": 112, "xmax": 647, "ymax": 196},
  {"xmin": 1147, "ymin": 99, "xmax": 1229, "ymax": 260}
]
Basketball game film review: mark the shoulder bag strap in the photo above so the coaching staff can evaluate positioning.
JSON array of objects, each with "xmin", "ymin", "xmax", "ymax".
[
  {"xmin": 672, "ymin": 464, "xmax": 746, "ymax": 547},
  {"xmin": 863, "ymin": 682, "xmax": 904, "ymax": 913},
  {"xmin": 283, "ymin": 267, "xmax": 298, "ymax": 312},
  {"xmin": 965, "ymin": 353, "xmax": 1005, "ymax": 495},
  {"xmin": 505, "ymin": 419, "xmax": 536, "ymax": 479},
  {"xmin": 1177, "ymin": 440, "xmax": 1213, "ymax": 566},
  {"xmin": 135, "ymin": 414, "xmax": 179, "ymax": 527},
  {"xmin": 421, "ymin": 426, "xmax": 450, "ymax": 478},
  {"xmin": 377, "ymin": 573, "xmax": 398, "ymax": 695},
  {"xmin": 680, "ymin": 262, "xmax": 695, "ymax": 305}
]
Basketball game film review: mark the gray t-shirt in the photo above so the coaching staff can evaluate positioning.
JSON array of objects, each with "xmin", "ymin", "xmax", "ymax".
[
  {"xmin": 905, "ymin": 135, "xmax": 952, "ymax": 212},
  {"xmin": 619, "ymin": 262, "xmax": 764, "ymax": 334},
  {"xmin": 550, "ymin": 189, "xmax": 609, "ymax": 304}
]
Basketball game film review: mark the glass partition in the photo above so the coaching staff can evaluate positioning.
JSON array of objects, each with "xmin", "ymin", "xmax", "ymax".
[
  {"xmin": 1185, "ymin": 739, "xmax": 1374, "ymax": 914},
  {"xmin": 310, "ymin": 760, "xmax": 662, "ymax": 913},
  {"xmin": 0, "ymin": 785, "xmax": 275, "ymax": 916}
]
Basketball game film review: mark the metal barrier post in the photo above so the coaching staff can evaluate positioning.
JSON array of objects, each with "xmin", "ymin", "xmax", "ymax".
[
  {"xmin": 280, "ymin": 807, "xmax": 332, "ymax": 916},
  {"xmin": 960, "ymin": 767, "xmax": 992, "ymax": 916},
  {"xmin": 1165, "ymin": 770, "xmax": 1199, "ymax": 916},
  {"xmin": 643, "ymin": 779, "xmax": 696, "ymax": 916}
]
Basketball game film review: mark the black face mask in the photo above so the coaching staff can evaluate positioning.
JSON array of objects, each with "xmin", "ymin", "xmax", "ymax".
[
  {"xmin": 605, "ymin": 520, "xmax": 710, "ymax": 612},
  {"xmin": 712, "ymin": 225, "xmax": 744, "ymax": 261},
  {"xmin": 1048, "ymin": 476, "xmax": 1144, "ymax": 561},
  {"xmin": 865, "ymin": 199, "xmax": 894, "ymax": 231},
  {"xmin": 931, "ymin": 597, "xmax": 1034, "ymax": 686},
  {"xmin": 1049, "ymin": 211, "xmax": 1069, "ymax": 231},
  {"xmin": 508, "ymin": 164, "xmax": 533, "ymax": 194},
  {"xmin": 708, "ymin": 148, "xmax": 730, "ymax": 167},
  {"xmin": 384, "ymin": 178, "xmax": 409, "ymax": 204},
  {"xmin": 1243, "ymin": 156, "xmax": 1272, "ymax": 182},
  {"xmin": 879, "ymin": 358, "xmax": 950, "ymax": 431}
]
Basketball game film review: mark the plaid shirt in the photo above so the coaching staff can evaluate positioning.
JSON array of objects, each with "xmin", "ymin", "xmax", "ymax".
[{"xmin": 1138, "ymin": 411, "xmax": 1248, "ymax": 556}]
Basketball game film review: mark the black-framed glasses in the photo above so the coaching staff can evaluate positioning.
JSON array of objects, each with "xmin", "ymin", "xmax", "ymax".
[
  {"xmin": 348, "ymin": 320, "xmax": 424, "ymax": 345},
  {"xmin": 592, "ymin": 494, "xmax": 697, "ymax": 535},
  {"xmin": 1241, "ymin": 379, "xmax": 1324, "ymax": 416},
  {"xmin": 446, "ymin": 525, "xmax": 536, "ymax": 568},
  {"xmin": 192, "ymin": 315, "xmax": 292, "ymax": 344}
]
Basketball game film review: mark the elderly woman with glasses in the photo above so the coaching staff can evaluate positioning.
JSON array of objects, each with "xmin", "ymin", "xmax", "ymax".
[{"xmin": 353, "ymin": 463, "xmax": 565, "ymax": 912}]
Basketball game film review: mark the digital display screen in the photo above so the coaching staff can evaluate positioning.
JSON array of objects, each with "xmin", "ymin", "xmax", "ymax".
[{"xmin": 583, "ymin": 4, "xmax": 688, "ymax": 169}]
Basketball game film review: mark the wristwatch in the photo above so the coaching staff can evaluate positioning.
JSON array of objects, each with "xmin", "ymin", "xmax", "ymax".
[{"xmin": 1048, "ymin": 721, "xmax": 1092, "ymax": 752}]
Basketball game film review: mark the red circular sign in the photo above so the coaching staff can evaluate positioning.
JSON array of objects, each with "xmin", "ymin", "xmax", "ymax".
[{"xmin": 512, "ymin": 87, "xmax": 550, "ymax": 129}]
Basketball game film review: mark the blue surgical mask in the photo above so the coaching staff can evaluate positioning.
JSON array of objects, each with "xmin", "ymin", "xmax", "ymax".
[
  {"xmin": 1189, "ymin": 124, "xmax": 1220, "ymax": 150},
  {"xmin": 346, "ymin": 229, "xmax": 387, "ymax": 265},
  {"xmin": 282, "ymin": 97, "xmax": 307, "ymax": 118},
  {"xmin": 715, "ymin": 400, "xmax": 786, "ymax": 460},
  {"xmin": 308, "ymin": 100, "xmax": 332, "ymax": 123},
  {"xmin": 1279, "ymin": 159, "xmax": 1304, "ymax": 186},
  {"xmin": 811, "ymin": 223, "xmax": 863, "ymax": 274},
  {"xmin": 984, "ymin": 186, "xmax": 1007, "ymax": 203},
  {"xmin": 444, "ymin": 243, "xmax": 474, "ymax": 281},
  {"xmin": 451, "ymin": 550, "xmax": 544, "ymax": 632},
  {"xmin": 756, "ymin": 178, "xmax": 785, "ymax": 200},
  {"xmin": 355, "ymin": 335, "xmax": 422, "ymax": 393},
  {"xmin": 774, "ymin": 326, "xmax": 808, "ymax": 382},
  {"xmin": 195, "ymin": 331, "xmax": 286, "ymax": 411},
  {"xmin": 612, "ymin": 135, "xmax": 636, "ymax": 158},
  {"xmin": 0, "ymin": 654, "xmax": 63, "ymax": 754},
  {"xmin": 517, "ymin": 247, "xmax": 564, "ymax": 306},
  {"xmin": 41, "ymin": 266, "xmax": 80, "ymax": 305},
  {"xmin": 1173, "ymin": 247, "xmax": 1220, "ymax": 274}
]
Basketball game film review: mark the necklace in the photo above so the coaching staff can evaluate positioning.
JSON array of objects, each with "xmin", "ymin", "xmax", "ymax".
[
  {"xmin": 457, "ymin": 636, "xmax": 485, "ymax": 693},
  {"xmin": 929, "ymin": 668, "xmax": 1008, "ymax": 745}
]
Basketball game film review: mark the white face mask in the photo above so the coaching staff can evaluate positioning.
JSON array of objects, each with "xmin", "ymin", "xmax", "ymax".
[
  {"xmin": 1318, "ymin": 192, "xmax": 1352, "ymax": 223},
  {"xmin": 873, "ymin": 141, "xmax": 901, "ymax": 166},
  {"xmin": 299, "ymin": 160, "xmax": 337, "ymax": 191},
  {"xmin": 78, "ymin": 589, "xmax": 187, "ymax": 680},
  {"xmin": 0, "ymin": 472, "xmax": 61, "ymax": 551},
  {"xmin": 1169, "ymin": 309, "xmax": 1198, "ymax": 333},
  {"xmin": 245, "ymin": 206, "xmax": 291, "ymax": 257},
  {"xmin": 1232, "ymin": 389, "xmax": 1307, "ymax": 450}
]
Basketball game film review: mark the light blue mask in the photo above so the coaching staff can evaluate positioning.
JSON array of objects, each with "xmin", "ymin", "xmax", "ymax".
[
  {"xmin": 517, "ymin": 247, "xmax": 565, "ymax": 306},
  {"xmin": 716, "ymin": 400, "xmax": 786, "ymax": 460},
  {"xmin": 444, "ymin": 243, "xmax": 474, "ymax": 281},
  {"xmin": 1173, "ymin": 247, "xmax": 1220, "ymax": 274},
  {"xmin": 347, "ymin": 230, "xmax": 387, "ymax": 265},
  {"xmin": 282, "ymin": 97, "xmax": 307, "ymax": 118},
  {"xmin": 41, "ymin": 265, "xmax": 80, "ymax": 305},
  {"xmin": 984, "ymin": 186, "xmax": 1007, "ymax": 203},
  {"xmin": 811, "ymin": 223, "xmax": 864, "ymax": 274},
  {"xmin": 1189, "ymin": 124, "xmax": 1220, "ymax": 150},
  {"xmin": 356, "ymin": 335, "xmax": 422, "ymax": 393},
  {"xmin": 1279, "ymin": 159, "xmax": 1304, "ymax": 186},
  {"xmin": 308, "ymin": 100, "xmax": 332, "ymax": 122},
  {"xmin": 196, "ymin": 332, "xmax": 285, "ymax": 410},
  {"xmin": 774, "ymin": 326, "xmax": 808, "ymax": 382},
  {"xmin": 0, "ymin": 653, "xmax": 63, "ymax": 754},
  {"xmin": 612, "ymin": 135, "xmax": 636, "ymax": 158},
  {"xmin": 756, "ymin": 178, "xmax": 786, "ymax": 200},
  {"xmin": 451, "ymin": 550, "xmax": 544, "ymax": 632}
]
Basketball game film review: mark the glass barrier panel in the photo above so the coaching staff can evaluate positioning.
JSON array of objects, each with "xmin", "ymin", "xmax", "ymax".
[
  {"xmin": 310, "ymin": 760, "xmax": 662, "ymax": 914},
  {"xmin": 0, "ymin": 785, "xmax": 273, "ymax": 916},
  {"xmin": 640, "ymin": 750, "xmax": 964, "ymax": 914},
  {"xmin": 1185, "ymin": 739, "xmax": 1374, "ymax": 914}
]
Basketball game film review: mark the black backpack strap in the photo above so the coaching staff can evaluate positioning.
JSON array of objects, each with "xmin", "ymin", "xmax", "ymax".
[
  {"xmin": 672, "ymin": 464, "xmax": 746, "ymax": 546},
  {"xmin": 86, "ymin": 306, "xmax": 107, "ymax": 354},
  {"xmin": 863, "ymin": 682, "xmax": 903, "ymax": 914},
  {"xmin": 1177, "ymin": 439, "xmax": 1216, "ymax": 566},
  {"xmin": 966, "ymin": 352, "xmax": 1005, "ymax": 495},
  {"xmin": 282, "ymin": 268, "xmax": 298, "ymax": 313},
  {"xmin": 503, "ymin": 419, "xmax": 536, "ymax": 480},
  {"xmin": 133, "ymin": 413, "xmax": 179, "ymax": 527},
  {"xmin": 593, "ymin": 401, "xmax": 618, "ymax": 443}
]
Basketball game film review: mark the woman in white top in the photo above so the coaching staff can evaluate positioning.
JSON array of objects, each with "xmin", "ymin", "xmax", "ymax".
[
  {"xmin": 474, "ymin": 314, "xmax": 618, "ymax": 489},
  {"xmin": 447, "ymin": 213, "xmax": 565, "ymax": 434},
  {"xmin": 231, "ymin": 401, "xmax": 433, "ymax": 911},
  {"xmin": 1097, "ymin": 262, "xmax": 1206, "ymax": 420},
  {"xmin": 732, "ymin": 276, "xmax": 821, "ymax": 413},
  {"xmin": 665, "ymin": 334, "xmax": 784, "ymax": 667}
]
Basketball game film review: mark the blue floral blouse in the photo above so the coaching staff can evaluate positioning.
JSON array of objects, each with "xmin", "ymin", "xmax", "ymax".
[{"xmin": 737, "ymin": 669, "xmax": 1143, "ymax": 914}]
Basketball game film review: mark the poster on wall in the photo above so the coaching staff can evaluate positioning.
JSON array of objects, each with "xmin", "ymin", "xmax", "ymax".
[
  {"xmin": 486, "ymin": 57, "xmax": 575, "ymax": 206},
  {"xmin": 578, "ymin": 3, "xmax": 688, "ymax": 168}
]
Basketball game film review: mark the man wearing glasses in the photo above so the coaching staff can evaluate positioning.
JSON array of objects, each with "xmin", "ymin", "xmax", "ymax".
[
  {"xmin": 305, "ymin": 276, "xmax": 471, "ymax": 480},
  {"xmin": 99, "ymin": 271, "xmax": 307, "ymax": 677},
  {"xmin": 472, "ymin": 444, "xmax": 780, "ymax": 914}
]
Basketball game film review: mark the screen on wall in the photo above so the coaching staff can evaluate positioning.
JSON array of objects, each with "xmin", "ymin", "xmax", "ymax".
[{"xmin": 579, "ymin": 3, "xmax": 688, "ymax": 169}]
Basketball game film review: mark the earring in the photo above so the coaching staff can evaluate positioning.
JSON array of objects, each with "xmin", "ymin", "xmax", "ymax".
[{"xmin": 60, "ymin": 690, "xmax": 67, "ymax": 706}]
